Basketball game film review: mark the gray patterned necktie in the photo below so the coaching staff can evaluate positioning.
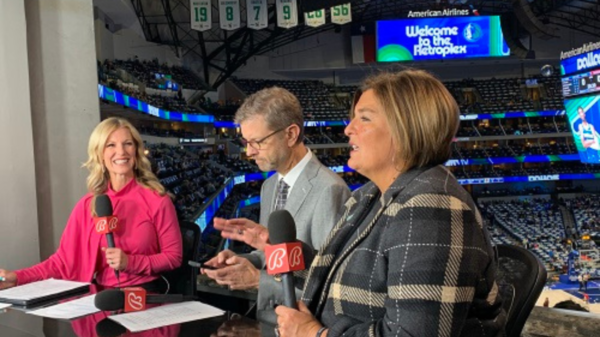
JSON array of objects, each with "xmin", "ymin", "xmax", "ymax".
[{"xmin": 274, "ymin": 179, "xmax": 290, "ymax": 211}]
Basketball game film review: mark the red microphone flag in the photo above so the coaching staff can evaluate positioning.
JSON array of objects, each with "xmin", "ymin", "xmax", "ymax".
[
  {"xmin": 265, "ymin": 242, "xmax": 305, "ymax": 275},
  {"xmin": 124, "ymin": 287, "xmax": 147, "ymax": 312},
  {"xmin": 93, "ymin": 216, "xmax": 119, "ymax": 235}
]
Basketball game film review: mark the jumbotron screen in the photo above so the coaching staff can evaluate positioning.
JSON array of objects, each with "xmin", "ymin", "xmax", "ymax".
[
  {"xmin": 565, "ymin": 95, "xmax": 600, "ymax": 164},
  {"xmin": 376, "ymin": 16, "xmax": 510, "ymax": 62}
]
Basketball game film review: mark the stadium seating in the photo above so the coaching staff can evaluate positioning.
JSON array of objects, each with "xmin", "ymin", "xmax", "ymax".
[{"xmin": 481, "ymin": 199, "xmax": 568, "ymax": 271}]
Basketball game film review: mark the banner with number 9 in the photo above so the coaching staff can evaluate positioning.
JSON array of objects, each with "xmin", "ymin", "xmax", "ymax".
[{"xmin": 276, "ymin": 0, "xmax": 298, "ymax": 29}]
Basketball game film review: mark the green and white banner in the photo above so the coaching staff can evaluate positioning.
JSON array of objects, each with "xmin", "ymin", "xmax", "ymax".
[
  {"xmin": 276, "ymin": 0, "xmax": 298, "ymax": 29},
  {"xmin": 219, "ymin": 0, "xmax": 240, "ymax": 30},
  {"xmin": 331, "ymin": 3, "xmax": 351, "ymax": 25},
  {"xmin": 304, "ymin": 9, "xmax": 325, "ymax": 28},
  {"xmin": 246, "ymin": 0, "xmax": 268, "ymax": 30},
  {"xmin": 190, "ymin": 0, "xmax": 212, "ymax": 32}
]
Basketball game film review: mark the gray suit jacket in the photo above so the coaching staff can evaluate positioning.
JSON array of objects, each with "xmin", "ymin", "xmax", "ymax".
[{"xmin": 245, "ymin": 155, "xmax": 351, "ymax": 325}]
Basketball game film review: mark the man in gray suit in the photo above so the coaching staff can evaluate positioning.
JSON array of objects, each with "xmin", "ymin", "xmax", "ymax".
[{"xmin": 202, "ymin": 87, "xmax": 350, "ymax": 325}]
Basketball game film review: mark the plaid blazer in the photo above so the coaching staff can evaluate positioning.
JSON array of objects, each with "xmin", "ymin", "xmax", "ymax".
[{"xmin": 301, "ymin": 165, "xmax": 506, "ymax": 337}]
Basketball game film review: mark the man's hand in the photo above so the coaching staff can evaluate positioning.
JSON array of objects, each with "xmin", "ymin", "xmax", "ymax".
[
  {"xmin": 202, "ymin": 249, "xmax": 237, "ymax": 270},
  {"xmin": 213, "ymin": 217, "xmax": 269, "ymax": 251},
  {"xmin": 203, "ymin": 254, "xmax": 260, "ymax": 290}
]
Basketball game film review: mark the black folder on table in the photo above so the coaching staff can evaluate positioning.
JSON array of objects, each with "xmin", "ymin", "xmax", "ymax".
[{"xmin": 0, "ymin": 280, "xmax": 90, "ymax": 308}]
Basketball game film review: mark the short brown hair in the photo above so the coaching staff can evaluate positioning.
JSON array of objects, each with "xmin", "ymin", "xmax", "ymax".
[
  {"xmin": 234, "ymin": 86, "xmax": 304, "ymax": 143},
  {"xmin": 353, "ymin": 69, "xmax": 459, "ymax": 170}
]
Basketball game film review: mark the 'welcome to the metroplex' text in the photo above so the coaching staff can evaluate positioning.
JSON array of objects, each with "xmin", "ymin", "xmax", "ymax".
[{"xmin": 406, "ymin": 25, "xmax": 467, "ymax": 57}]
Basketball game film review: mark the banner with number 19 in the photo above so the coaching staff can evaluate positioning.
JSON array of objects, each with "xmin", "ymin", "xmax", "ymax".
[{"xmin": 190, "ymin": 0, "xmax": 212, "ymax": 32}]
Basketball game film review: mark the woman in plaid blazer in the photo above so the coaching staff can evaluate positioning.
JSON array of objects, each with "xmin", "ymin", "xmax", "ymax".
[{"xmin": 275, "ymin": 70, "xmax": 506, "ymax": 337}]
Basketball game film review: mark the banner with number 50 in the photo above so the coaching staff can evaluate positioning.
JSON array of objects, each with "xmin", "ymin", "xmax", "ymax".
[
  {"xmin": 190, "ymin": 0, "xmax": 212, "ymax": 32},
  {"xmin": 276, "ymin": 0, "xmax": 298, "ymax": 29}
]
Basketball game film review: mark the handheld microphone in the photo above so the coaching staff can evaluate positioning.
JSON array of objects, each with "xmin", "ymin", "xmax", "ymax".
[
  {"xmin": 94, "ymin": 288, "xmax": 195, "ymax": 313},
  {"xmin": 94, "ymin": 195, "xmax": 120, "ymax": 278},
  {"xmin": 96, "ymin": 318, "xmax": 127, "ymax": 337},
  {"xmin": 265, "ymin": 210, "xmax": 305, "ymax": 309}
]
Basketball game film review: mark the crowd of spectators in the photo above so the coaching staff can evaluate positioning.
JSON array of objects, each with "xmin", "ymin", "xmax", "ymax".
[
  {"xmin": 108, "ymin": 58, "xmax": 206, "ymax": 90},
  {"xmin": 294, "ymin": 75, "xmax": 565, "ymax": 117},
  {"xmin": 231, "ymin": 78, "xmax": 348, "ymax": 120},
  {"xmin": 98, "ymin": 59, "xmax": 204, "ymax": 114},
  {"xmin": 147, "ymin": 143, "xmax": 232, "ymax": 219},
  {"xmin": 452, "ymin": 162, "xmax": 600, "ymax": 179},
  {"xmin": 138, "ymin": 125, "xmax": 197, "ymax": 138},
  {"xmin": 565, "ymin": 195, "xmax": 600, "ymax": 234},
  {"xmin": 452, "ymin": 141, "xmax": 576, "ymax": 159},
  {"xmin": 481, "ymin": 199, "xmax": 571, "ymax": 272},
  {"xmin": 481, "ymin": 197, "xmax": 600, "ymax": 279}
]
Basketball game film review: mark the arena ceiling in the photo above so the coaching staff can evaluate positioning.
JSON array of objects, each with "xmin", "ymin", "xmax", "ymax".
[{"xmin": 107, "ymin": 0, "xmax": 600, "ymax": 89}]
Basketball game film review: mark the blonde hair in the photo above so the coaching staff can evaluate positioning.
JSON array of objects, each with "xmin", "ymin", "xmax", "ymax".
[
  {"xmin": 353, "ymin": 69, "xmax": 459, "ymax": 170},
  {"xmin": 83, "ymin": 117, "xmax": 167, "ymax": 197}
]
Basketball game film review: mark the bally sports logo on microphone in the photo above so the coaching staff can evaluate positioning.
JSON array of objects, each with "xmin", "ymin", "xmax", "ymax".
[
  {"xmin": 94, "ymin": 216, "xmax": 119, "ymax": 234},
  {"xmin": 123, "ymin": 287, "xmax": 147, "ymax": 312},
  {"xmin": 265, "ymin": 241, "xmax": 305, "ymax": 275}
]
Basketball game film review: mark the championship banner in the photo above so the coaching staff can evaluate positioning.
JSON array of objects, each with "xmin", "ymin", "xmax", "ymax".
[
  {"xmin": 219, "ymin": 0, "xmax": 240, "ymax": 30},
  {"xmin": 331, "ymin": 3, "xmax": 351, "ymax": 25},
  {"xmin": 304, "ymin": 8, "xmax": 325, "ymax": 28},
  {"xmin": 190, "ymin": 0, "xmax": 212, "ymax": 32},
  {"xmin": 276, "ymin": 0, "xmax": 298, "ymax": 29},
  {"xmin": 246, "ymin": 0, "xmax": 268, "ymax": 30}
]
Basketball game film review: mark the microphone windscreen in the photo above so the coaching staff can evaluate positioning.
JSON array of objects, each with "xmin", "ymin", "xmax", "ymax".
[
  {"xmin": 95, "ymin": 289, "xmax": 125, "ymax": 311},
  {"xmin": 268, "ymin": 210, "xmax": 296, "ymax": 244},
  {"xmin": 96, "ymin": 318, "xmax": 127, "ymax": 337},
  {"xmin": 95, "ymin": 194, "xmax": 113, "ymax": 217},
  {"xmin": 95, "ymin": 194, "xmax": 114, "ymax": 217}
]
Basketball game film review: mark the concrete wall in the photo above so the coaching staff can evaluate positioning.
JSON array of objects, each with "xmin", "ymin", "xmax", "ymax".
[
  {"xmin": 26, "ymin": 0, "xmax": 100, "ymax": 256},
  {"xmin": 94, "ymin": 17, "xmax": 181, "ymax": 66},
  {"xmin": 0, "ymin": 0, "xmax": 41, "ymax": 275}
]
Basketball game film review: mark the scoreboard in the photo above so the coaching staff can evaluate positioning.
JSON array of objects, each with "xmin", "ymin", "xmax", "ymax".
[{"xmin": 561, "ymin": 69, "xmax": 600, "ymax": 97}]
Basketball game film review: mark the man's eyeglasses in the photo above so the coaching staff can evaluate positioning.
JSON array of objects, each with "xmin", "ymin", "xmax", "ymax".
[{"xmin": 240, "ymin": 127, "xmax": 287, "ymax": 150}]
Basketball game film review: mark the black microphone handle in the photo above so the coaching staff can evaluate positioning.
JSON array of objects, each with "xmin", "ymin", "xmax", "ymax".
[
  {"xmin": 106, "ymin": 233, "xmax": 116, "ymax": 248},
  {"xmin": 105, "ymin": 233, "xmax": 119, "ymax": 278},
  {"xmin": 281, "ymin": 273, "xmax": 298, "ymax": 309},
  {"xmin": 146, "ymin": 294, "xmax": 195, "ymax": 304},
  {"xmin": 96, "ymin": 318, "xmax": 126, "ymax": 337}
]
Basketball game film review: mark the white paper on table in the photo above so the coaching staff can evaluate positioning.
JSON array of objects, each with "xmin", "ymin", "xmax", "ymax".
[
  {"xmin": 0, "ymin": 279, "xmax": 89, "ymax": 301},
  {"xmin": 109, "ymin": 301, "xmax": 224, "ymax": 332},
  {"xmin": 27, "ymin": 294, "xmax": 99, "ymax": 320},
  {"xmin": 0, "ymin": 302, "xmax": 11, "ymax": 310}
]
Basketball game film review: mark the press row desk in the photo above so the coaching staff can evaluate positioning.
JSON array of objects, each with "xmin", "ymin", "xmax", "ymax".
[{"xmin": 0, "ymin": 294, "xmax": 271, "ymax": 337}]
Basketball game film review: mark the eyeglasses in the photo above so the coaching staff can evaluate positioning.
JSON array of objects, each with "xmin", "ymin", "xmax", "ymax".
[{"xmin": 240, "ymin": 127, "xmax": 287, "ymax": 150}]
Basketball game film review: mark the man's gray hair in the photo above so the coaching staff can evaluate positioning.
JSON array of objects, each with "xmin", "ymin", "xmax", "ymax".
[{"xmin": 234, "ymin": 86, "xmax": 304, "ymax": 143}]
